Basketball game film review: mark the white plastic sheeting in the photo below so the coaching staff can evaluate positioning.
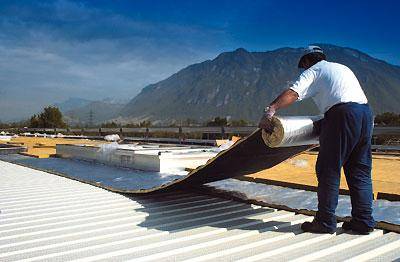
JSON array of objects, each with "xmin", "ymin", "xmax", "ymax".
[
  {"xmin": 208, "ymin": 178, "xmax": 400, "ymax": 225},
  {"xmin": 98, "ymin": 142, "xmax": 119, "ymax": 162},
  {"xmin": 262, "ymin": 115, "xmax": 323, "ymax": 147},
  {"xmin": 57, "ymin": 143, "xmax": 218, "ymax": 173},
  {"xmin": 0, "ymin": 154, "xmax": 188, "ymax": 191},
  {"xmin": 0, "ymin": 132, "xmax": 18, "ymax": 141},
  {"xmin": 104, "ymin": 134, "xmax": 121, "ymax": 142},
  {"xmin": 0, "ymin": 135, "xmax": 12, "ymax": 141}
]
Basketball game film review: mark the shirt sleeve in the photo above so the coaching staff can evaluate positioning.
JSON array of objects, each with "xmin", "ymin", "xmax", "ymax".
[{"xmin": 289, "ymin": 68, "xmax": 318, "ymax": 100}]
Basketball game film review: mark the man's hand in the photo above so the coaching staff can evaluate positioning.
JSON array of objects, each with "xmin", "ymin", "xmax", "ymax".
[
  {"xmin": 263, "ymin": 106, "xmax": 276, "ymax": 120},
  {"xmin": 258, "ymin": 115, "xmax": 273, "ymax": 131},
  {"xmin": 258, "ymin": 106, "xmax": 276, "ymax": 132},
  {"xmin": 258, "ymin": 88, "xmax": 298, "ymax": 132}
]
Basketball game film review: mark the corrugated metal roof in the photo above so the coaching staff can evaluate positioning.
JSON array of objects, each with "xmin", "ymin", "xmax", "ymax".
[{"xmin": 1, "ymin": 160, "xmax": 399, "ymax": 261}]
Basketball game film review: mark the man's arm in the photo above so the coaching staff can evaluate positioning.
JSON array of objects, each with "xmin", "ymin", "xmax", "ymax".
[
  {"xmin": 259, "ymin": 67, "xmax": 316, "ymax": 129},
  {"xmin": 269, "ymin": 89, "xmax": 299, "ymax": 111},
  {"xmin": 258, "ymin": 89, "xmax": 299, "ymax": 129}
]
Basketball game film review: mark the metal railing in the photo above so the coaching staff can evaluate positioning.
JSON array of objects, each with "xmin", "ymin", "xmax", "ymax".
[
  {"xmin": 1, "ymin": 126, "xmax": 400, "ymax": 148},
  {"xmin": 2, "ymin": 126, "xmax": 399, "ymax": 136}
]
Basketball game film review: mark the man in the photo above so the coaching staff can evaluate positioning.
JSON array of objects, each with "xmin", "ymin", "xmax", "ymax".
[{"xmin": 259, "ymin": 45, "xmax": 375, "ymax": 234}]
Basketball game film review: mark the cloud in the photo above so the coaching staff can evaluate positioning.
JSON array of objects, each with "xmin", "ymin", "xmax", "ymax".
[{"xmin": 0, "ymin": 0, "xmax": 226, "ymax": 121}]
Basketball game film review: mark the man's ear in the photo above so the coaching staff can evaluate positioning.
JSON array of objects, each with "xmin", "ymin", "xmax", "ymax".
[{"xmin": 303, "ymin": 57, "xmax": 311, "ymax": 69}]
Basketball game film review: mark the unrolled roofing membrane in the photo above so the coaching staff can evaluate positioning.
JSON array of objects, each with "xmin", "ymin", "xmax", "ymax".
[{"xmin": 0, "ymin": 116, "xmax": 320, "ymax": 193}]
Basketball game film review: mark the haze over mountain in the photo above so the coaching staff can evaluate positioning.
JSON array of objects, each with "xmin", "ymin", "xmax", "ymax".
[
  {"xmin": 119, "ymin": 44, "xmax": 400, "ymax": 124},
  {"xmin": 56, "ymin": 98, "xmax": 126, "ymax": 125},
  {"xmin": 55, "ymin": 97, "xmax": 93, "ymax": 113}
]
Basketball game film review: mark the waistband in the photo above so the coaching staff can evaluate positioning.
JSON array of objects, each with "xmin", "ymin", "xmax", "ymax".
[{"xmin": 325, "ymin": 102, "xmax": 369, "ymax": 115}]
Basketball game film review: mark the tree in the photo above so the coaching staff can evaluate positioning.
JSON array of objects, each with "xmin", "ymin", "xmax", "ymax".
[
  {"xmin": 29, "ymin": 115, "xmax": 41, "ymax": 128},
  {"xmin": 101, "ymin": 121, "xmax": 119, "ymax": 128},
  {"xmin": 0, "ymin": 122, "xmax": 9, "ymax": 129},
  {"xmin": 139, "ymin": 120, "xmax": 152, "ymax": 127},
  {"xmin": 123, "ymin": 122, "xmax": 140, "ymax": 128},
  {"xmin": 0, "ymin": 120, "xmax": 28, "ymax": 129},
  {"xmin": 375, "ymin": 112, "xmax": 400, "ymax": 126},
  {"xmin": 183, "ymin": 118, "xmax": 198, "ymax": 126},
  {"xmin": 29, "ymin": 106, "xmax": 67, "ymax": 128},
  {"xmin": 206, "ymin": 117, "xmax": 228, "ymax": 127},
  {"xmin": 229, "ymin": 119, "xmax": 248, "ymax": 126}
]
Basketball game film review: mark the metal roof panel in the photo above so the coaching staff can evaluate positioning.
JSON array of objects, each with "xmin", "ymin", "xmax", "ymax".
[{"xmin": 0, "ymin": 160, "xmax": 399, "ymax": 261}]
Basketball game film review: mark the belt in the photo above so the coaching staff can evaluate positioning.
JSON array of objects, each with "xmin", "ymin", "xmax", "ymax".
[
  {"xmin": 325, "ymin": 102, "xmax": 368, "ymax": 116},
  {"xmin": 330, "ymin": 102, "xmax": 347, "ymax": 110}
]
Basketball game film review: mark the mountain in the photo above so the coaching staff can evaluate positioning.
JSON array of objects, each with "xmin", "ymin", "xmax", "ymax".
[
  {"xmin": 120, "ymin": 44, "xmax": 400, "ymax": 124},
  {"xmin": 61, "ymin": 99, "xmax": 126, "ymax": 125},
  {"xmin": 54, "ymin": 97, "xmax": 93, "ymax": 113}
]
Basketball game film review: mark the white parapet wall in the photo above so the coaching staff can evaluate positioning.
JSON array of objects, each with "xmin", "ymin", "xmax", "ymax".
[{"xmin": 56, "ymin": 143, "xmax": 218, "ymax": 173}]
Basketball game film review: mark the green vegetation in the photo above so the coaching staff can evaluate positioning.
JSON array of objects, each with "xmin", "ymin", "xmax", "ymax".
[
  {"xmin": 229, "ymin": 119, "xmax": 249, "ymax": 126},
  {"xmin": 138, "ymin": 120, "xmax": 152, "ymax": 127},
  {"xmin": 206, "ymin": 117, "xmax": 228, "ymax": 127},
  {"xmin": 0, "ymin": 122, "xmax": 14, "ymax": 129},
  {"xmin": 183, "ymin": 118, "xmax": 199, "ymax": 126},
  {"xmin": 0, "ymin": 118, "xmax": 29, "ymax": 128},
  {"xmin": 29, "ymin": 106, "xmax": 67, "ymax": 128},
  {"xmin": 100, "ymin": 120, "xmax": 152, "ymax": 128},
  {"xmin": 206, "ymin": 117, "xmax": 249, "ymax": 127},
  {"xmin": 101, "ymin": 121, "xmax": 119, "ymax": 128},
  {"xmin": 99, "ymin": 118, "xmax": 247, "ymax": 128},
  {"xmin": 375, "ymin": 112, "xmax": 400, "ymax": 126}
]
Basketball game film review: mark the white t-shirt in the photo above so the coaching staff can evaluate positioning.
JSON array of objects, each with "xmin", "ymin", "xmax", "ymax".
[{"xmin": 290, "ymin": 60, "xmax": 368, "ymax": 113}]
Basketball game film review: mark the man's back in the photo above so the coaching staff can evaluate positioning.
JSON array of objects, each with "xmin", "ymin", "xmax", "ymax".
[{"xmin": 291, "ymin": 60, "xmax": 368, "ymax": 113}]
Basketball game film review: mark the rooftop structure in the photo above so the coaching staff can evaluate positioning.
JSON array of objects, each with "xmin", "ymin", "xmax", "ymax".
[
  {"xmin": 1, "ymin": 160, "xmax": 399, "ymax": 261},
  {"xmin": 56, "ymin": 143, "xmax": 218, "ymax": 172}
]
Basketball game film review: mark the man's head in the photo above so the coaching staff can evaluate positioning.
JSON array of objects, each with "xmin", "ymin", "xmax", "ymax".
[{"xmin": 298, "ymin": 45, "xmax": 326, "ymax": 69}]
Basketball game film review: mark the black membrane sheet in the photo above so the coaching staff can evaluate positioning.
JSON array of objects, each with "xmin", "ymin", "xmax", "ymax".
[{"xmin": 0, "ymin": 129, "xmax": 313, "ymax": 193}]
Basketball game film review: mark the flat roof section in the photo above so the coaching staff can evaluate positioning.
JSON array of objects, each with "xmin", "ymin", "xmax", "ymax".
[
  {"xmin": 245, "ymin": 152, "xmax": 400, "ymax": 201},
  {"xmin": 0, "ymin": 144, "xmax": 27, "ymax": 155},
  {"xmin": 0, "ymin": 136, "xmax": 105, "ymax": 158},
  {"xmin": 1, "ymin": 160, "xmax": 399, "ymax": 261}
]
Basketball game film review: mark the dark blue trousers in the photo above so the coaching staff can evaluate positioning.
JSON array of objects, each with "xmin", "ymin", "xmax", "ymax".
[{"xmin": 315, "ymin": 102, "xmax": 375, "ymax": 231}]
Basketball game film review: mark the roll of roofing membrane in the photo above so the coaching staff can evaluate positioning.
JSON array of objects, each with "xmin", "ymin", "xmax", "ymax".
[{"xmin": 262, "ymin": 115, "xmax": 323, "ymax": 147}]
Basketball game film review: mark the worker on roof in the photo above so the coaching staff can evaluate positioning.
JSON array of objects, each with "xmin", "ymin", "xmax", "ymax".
[{"xmin": 259, "ymin": 45, "xmax": 375, "ymax": 235}]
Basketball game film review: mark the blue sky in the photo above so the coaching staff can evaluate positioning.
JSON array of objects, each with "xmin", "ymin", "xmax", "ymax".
[{"xmin": 0, "ymin": 0, "xmax": 399, "ymax": 121}]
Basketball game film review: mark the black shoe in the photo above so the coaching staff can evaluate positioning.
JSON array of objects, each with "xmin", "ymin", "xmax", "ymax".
[
  {"xmin": 342, "ymin": 221, "xmax": 352, "ymax": 231},
  {"xmin": 301, "ymin": 220, "xmax": 335, "ymax": 234},
  {"xmin": 342, "ymin": 221, "xmax": 374, "ymax": 235}
]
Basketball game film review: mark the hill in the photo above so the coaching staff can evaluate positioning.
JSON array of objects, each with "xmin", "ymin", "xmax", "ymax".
[
  {"xmin": 54, "ymin": 97, "xmax": 93, "ymax": 113},
  {"xmin": 120, "ymin": 44, "xmax": 400, "ymax": 124},
  {"xmin": 61, "ymin": 99, "xmax": 125, "ymax": 125}
]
